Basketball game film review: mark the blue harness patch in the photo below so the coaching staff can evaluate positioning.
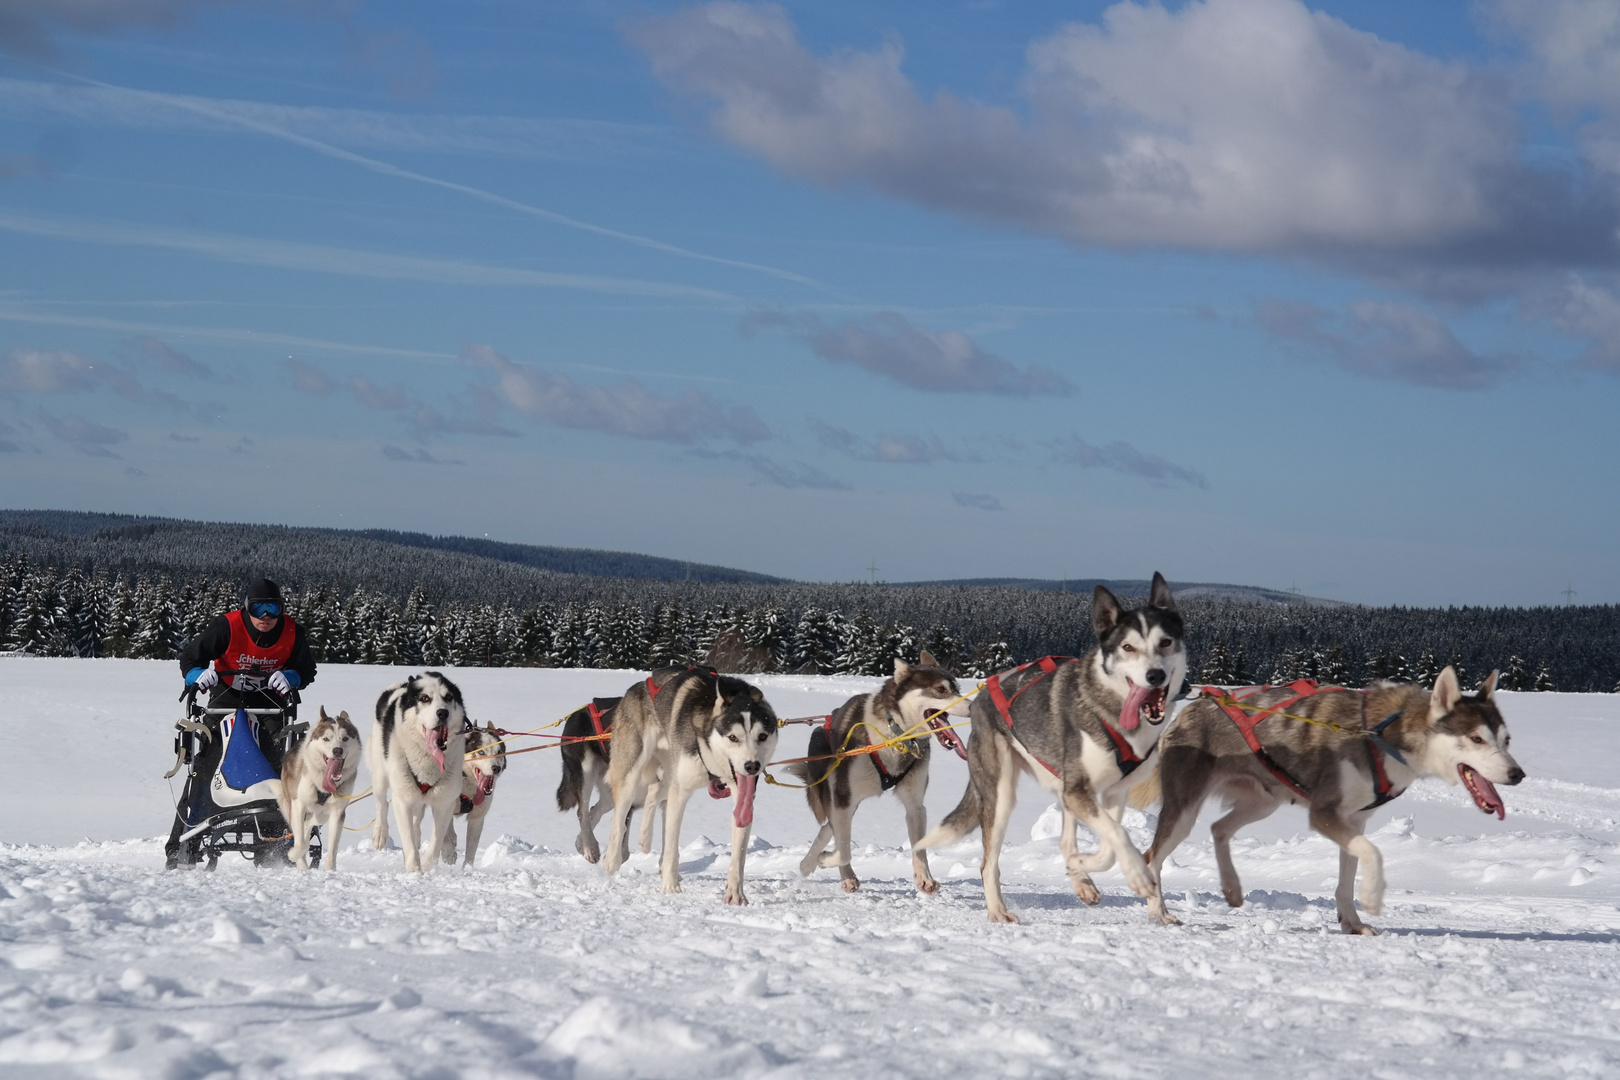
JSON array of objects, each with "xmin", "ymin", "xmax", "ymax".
[{"xmin": 219, "ymin": 709, "xmax": 279, "ymax": 792}]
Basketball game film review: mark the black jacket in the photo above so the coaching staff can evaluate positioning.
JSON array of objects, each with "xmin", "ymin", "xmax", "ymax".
[{"xmin": 177, "ymin": 611, "xmax": 318, "ymax": 689}]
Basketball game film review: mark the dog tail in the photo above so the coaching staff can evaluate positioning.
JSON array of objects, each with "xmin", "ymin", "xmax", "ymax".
[
  {"xmin": 916, "ymin": 779, "xmax": 981, "ymax": 851},
  {"xmin": 556, "ymin": 749, "xmax": 584, "ymax": 813},
  {"xmin": 786, "ymin": 726, "xmax": 833, "ymax": 824},
  {"xmin": 1128, "ymin": 760, "xmax": 1162, "ymax": 809}
]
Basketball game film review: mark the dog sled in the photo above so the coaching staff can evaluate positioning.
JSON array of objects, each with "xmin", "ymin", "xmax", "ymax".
[{"xmin": 165, "ymin": 670, "xmax": 317, "ymax": 870}]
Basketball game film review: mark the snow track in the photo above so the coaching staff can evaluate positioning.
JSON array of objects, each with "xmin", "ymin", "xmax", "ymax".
[{"xmin": 2, "ymin": 659, "xmax": 1618, "ymax": 1077}]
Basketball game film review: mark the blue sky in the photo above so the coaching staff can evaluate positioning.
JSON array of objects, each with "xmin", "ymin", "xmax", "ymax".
[{"xmin": 0, "ymin": 0, "xmax": 1616, "ymax": 606}]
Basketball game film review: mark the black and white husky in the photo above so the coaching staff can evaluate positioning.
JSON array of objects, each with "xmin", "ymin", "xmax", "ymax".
[
  {"xmin": 278, "ymin": 707, "xmax": 361, "ymax": 871},
  {"xmin": 440, "ymin": 721, "xmax": 507, "ymax": 869},
  {"xmin": 1139, "ymin": 666, "xmax": 1524, "ymax": 933},
  {"xmin": 369, "ymin": 672, "xmax": 468, "ymax": 873},
  {"xmin": 917, "ymin": 574, "xmax": 1187, "ymax": 922},
  {"xmin": 603, "ymin": 668, "xmax": 779, "ymax": 905},
  {"xmin": 791, "ymin": 652, "xmax": 969, "ymax": 894}
]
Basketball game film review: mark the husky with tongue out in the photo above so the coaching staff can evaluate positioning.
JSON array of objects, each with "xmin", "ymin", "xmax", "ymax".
[
  {"xmin": 440, "ymin": 722, "xmax": 507, "ymax": 868},
  {"xmin": 278, "ymin": 707, "xmax": 361, "ymax": 870},
  {"xmin": 916, "ymin": 574, "xmax": 1186, "ymax": 923},
  {"xmin": 1137, "ymin": 665, "xmax": 1524, "ymax": 934},
  {"xmin": 603, "ymin": 668, "xmax": 780, "ymax": 905},
  {"xmin": 369, "ymin": 672, "xmax": 469, "ymax": 873}
]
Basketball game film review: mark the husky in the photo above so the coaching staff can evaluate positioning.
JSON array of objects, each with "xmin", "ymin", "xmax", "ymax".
[
  {"xmin": 790, "ymin": 652, "xmax": 969, "ymax": 894},
  {"xmin": 554, "ymin": 697, "xmax": 665, "ymax": 864},
  {"xmin": 603, "ymin": 667, "xmax": 779, "ymax": 905},
  {"xmin": 1137, "ymin": 666, "xmax": 1524, "ymax": 934},
  {"xmin": 369, "ymin": 672, "xmax": 468, "ymax": 873},
  {"xmin": 439, "ymin": 721, "xmax": 507, "ymax": 868},
  {"xmin": 277, "ymin": 707, "xmax": 361, "ymax": 870},
  {"xmin": 916, "ymin": 574, "xmax": 1186, "ymax": 922}
]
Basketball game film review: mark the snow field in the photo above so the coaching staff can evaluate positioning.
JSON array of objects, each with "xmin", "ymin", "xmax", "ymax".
[{"xmin": 2, "ymin": 659, "xmax": 1619, "ymax": 1078}]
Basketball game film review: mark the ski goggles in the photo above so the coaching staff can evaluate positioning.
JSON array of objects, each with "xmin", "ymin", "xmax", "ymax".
[{"xmin": 247, "ymin": 601, "xmax": 282, "ymax": 619}]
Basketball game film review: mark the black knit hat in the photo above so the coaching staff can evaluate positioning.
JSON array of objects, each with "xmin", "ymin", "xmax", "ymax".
[{"xmin": 244, "ymin": 577, "xmax": 283, "ymax": 607}]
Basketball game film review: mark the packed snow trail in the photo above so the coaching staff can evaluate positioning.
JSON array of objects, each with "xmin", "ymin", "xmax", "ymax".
[{"xmin": 2, "ymin": 659, "xmax": 1618, "ymax": 1078}]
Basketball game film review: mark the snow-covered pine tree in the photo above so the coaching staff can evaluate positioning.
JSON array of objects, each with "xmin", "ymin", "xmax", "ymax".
[
  {"xmin": 1318, "ymin": 645, "xmax": 1349, "ymax": 686},
  {"xmin": 1501, "ymin": 654, "xmax": 1528, "ymax": 691},
  {"xmin": 400, "ymin": 586, "xmax": 436, "ymax": 666},
  {"xmin": 131, "ymin": 578, "xmax": 179, "ymax": 660},
  {"xmin": 1534, "ymin": 663, "xmax": 1556, "ymax": 692},
  {"xmin": 514, "ymin": 604, "xmax": 551, "ymax": 667},
  {"xmin": 5, "ymin": 571, "xmax": 51, "ymax": 654},
  {"xmin": 596, "ymin": 604, "xmax": 647, "ymax": 669},
  {"xmin": 922, "ymin": 624, "xmax": 963, "ymax": 673},
  {"xmin": 740, "ymin": 605, "xmax": 788, "ymax": 672},
  {"xmin": 965, "ymin": 638, "xmax": 1015, "ymax": 678},
  {"xmin": 834, "ymin": 610, "xmax": 884, "ymax": 675},
  {"xmin": 646, "ymin": 603, "xmax": 693, "ymax": 668},
  {"xmin": 1269, "ymin": 648, "xmax": 1311, "ymax": 684},
  {"xmin": 1413, "ymin": 650, "xmax": 1440, "ymax": 689},
  {"xmin": 374, "ymin": 602, "xmax": 404, "ymax": 666},
  {"xmin": 1199, "ymin": 640, "xmax": 1234, "ymax": 684},
  {"xmin": 548, "ymin": 603, "xmax": 586, "ymax": 668}
]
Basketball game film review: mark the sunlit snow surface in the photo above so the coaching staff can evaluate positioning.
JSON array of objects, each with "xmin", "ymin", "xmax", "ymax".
[{"xmin": 2, "ymin": 659, "xmax": 1618, "ymax": 1078}]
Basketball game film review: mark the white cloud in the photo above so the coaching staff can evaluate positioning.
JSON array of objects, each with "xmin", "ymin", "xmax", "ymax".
[
  {"xmin": 0, "ymin": 0, "xmax": 208, "ymax": 58},
  {"xmin": 464, "ymin": 344, "xmax": 771, "ymax": 445},
  {"xmin": 1050, "ymin": 435, "xmax": 1206, "ymax": 488},
  {"xmin": 0, "ymin": 209, "xmax": 739, "ymax": 303},
  {"xmin": 1257, "ymin": 299, "xmax": 1517, "ymax": 389},
  {"xmin": 749, "ymin": 310, "xmax": 1072, "ymax": 396},
  {"xmin": 631, "ymin": 1, "xmax": 1611, "ymax": 265},
  {"xmin": 0, "ymin": 348, "xmax": 97, "ymax": 393}
]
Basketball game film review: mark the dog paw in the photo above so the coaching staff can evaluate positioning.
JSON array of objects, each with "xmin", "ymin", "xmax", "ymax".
[
  {"xmin": 725, "ymin": 887, "xmax": 749, "ymax": 906},
  {"xmin": 1072, "ymin": 877, "xmax": 1101, "ymax": 905},
  {"xmin": 841, "ymin": 877, "xmax": 861, "ymax": 893},
  {"xmin": 660, "ymin": 878, "xmax": 682, "ymax": 895},
  {"xmin": 917, "ymin": 877, "xmax": 939, "ymax": 895},
  {"xmin": 988, "ymin": 909, "xmax": 1020, "ymax": 924},
  {"xmin": 1340, "ymin": 920, "xmax": 1378, "ymax": 936},
  {"xmin": 1222, "ymin": 885, "xmax": 1244, "ymax": 908},
  {"xmin": 1150, "ymin": 910, "xmax": 1183, "ymax": 927}
]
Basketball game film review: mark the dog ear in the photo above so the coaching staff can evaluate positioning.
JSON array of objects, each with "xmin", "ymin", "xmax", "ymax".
[
  {"xmin": 1093, "ymin": 585, "xmax": 1123, "ymax": 636},
  {"xmin": 319, "ymin": 706, "xmax": 330, "ymax": 722},
  {"xmin": 1478, "ymin": 670, "xmax": 1500, "ymax": 699},
  {"xmin": 1149, "ymin": 572, "xmax": 1177, "ymax": 612},
  {"xmin": 919, "ymin": 649, "xmax": 938, "ymax": 668},
  {"xmin": 1428, "ymin": 666, "xmax": 1461, "ymax": 720},
  {"xmin": 893, "ymin": 658, "xmax": 911, "ymax": 681},
  {"xmin": 749, "ymin": 686, "xmax": 764, "ymax": 703}
]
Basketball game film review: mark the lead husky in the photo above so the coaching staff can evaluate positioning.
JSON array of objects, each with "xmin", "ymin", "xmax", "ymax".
[
  {"xmin": 603, "ymin": 668, "xmax": 779, "ymax": 905},
  {"xmin": 278, "ymin": 707, "xmax": 361, "ymax": 870},
  {"xmin": 791, "ymin": 652, "xmax": 969, "ymax": 894},
  {"xmin": 917, "ymin": 574, "xmax": 1186, "ymax": 922},
  {"xmin": 370, "ymin": 672, "xmax": 468, "ymax": 873},
  {"xmin": 440, "ymin": 721, "xmax": 507, "ymax": 868},
  {"xmin": 1138, "ymin": 666, "xmax": 1524, "ymax": 934}
]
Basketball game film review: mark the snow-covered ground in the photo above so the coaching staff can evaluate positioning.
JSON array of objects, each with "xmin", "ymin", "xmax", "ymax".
[{"xmin": 2, "ymin": 658, "xmax": 1618, "ymax": 1078}]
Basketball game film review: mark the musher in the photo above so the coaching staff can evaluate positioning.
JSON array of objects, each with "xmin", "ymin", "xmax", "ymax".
[{"xmin": 165, "ymin": 577, "xmax": 317, "ymax": 869}]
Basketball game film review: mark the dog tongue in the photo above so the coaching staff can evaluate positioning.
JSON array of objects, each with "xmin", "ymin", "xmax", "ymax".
[
  {"xmin": 474, "ymin": 773, "xmax": 494, "ymax": 806},
  {"xmin": 1120, "ymin": 682, "xmax": 1153, "ymax": 732},
  {"xmin": 708, "ymin": 777, "xmax": 730, "ymax": 800},
  {"xmin": 732, "ymin": 772, "xmax": 758, "ymax": 829},
  {"xmin": 1461, "ymin": 764, "xmax": 1506, "ymax": 820},
  {"xmin": 429, "ymin": 727, "xmax": 447, "ymax": 772},
  {"xmin": 320, "ymin": 756, "xmax": 344, "ymax": 794}
]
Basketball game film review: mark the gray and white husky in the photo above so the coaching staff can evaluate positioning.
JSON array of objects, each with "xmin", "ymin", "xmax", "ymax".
[
  {"xmin": 603, "ymin": 668, "xmax": 779, "ymax": 905},
  {"xmin": 917, "ymin": 574, "xmax": 1186, "ymax": 922},
  {"xmin": 370, "ymin": 672, "xmax": 468, "ymax": 873},
  {"xmin": 278, "ymin": 707, "xmax": 361, "ymax": 870},
  {"xmin": 555, "ymin": 697, "xmax": 664, "ymax": 864},
  {"xmin": 440, "ymin": 721, "xmax": 507, "ymax": 868},
  {"xmin": 791, "ymin": 652, "xmax": 969, "ymax": 894},
  {"xmin": 1137, "ymin": 666, "xmax": 1524, "ymax": 934}
]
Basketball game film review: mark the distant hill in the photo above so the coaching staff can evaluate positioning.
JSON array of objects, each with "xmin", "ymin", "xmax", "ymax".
[
  {"xmin": 897, "ymin": 577, "xmax": 1343, "ymax": 606},
  {"xmin": 0, "ymin": 509, "xmax": 783, "ymax": 603}
]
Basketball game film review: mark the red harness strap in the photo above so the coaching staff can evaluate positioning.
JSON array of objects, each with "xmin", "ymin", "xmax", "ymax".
[
  {"xmin": 586, "ymin": 701, "xmax": 609, "ymax": 738},
  {"xmin": 984, "ymin": 656, "xmax": 1141, "ymax": 777},
  {"xmin": 1205, "ymin": 680, "xmax": 1401, "ymax": 811}
]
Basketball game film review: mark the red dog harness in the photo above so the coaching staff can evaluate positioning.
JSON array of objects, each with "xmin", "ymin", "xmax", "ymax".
[
  {"xmin": 1204, "ymin": 680, "xmax": 1403, "ymax": 811},
  {"xmin": 984, "ymin": 656, "xmax": 1143, "ymax": 778},
  {"xmin": 586, "ymin": 700, "xmax": 610, "ymax": 738}
]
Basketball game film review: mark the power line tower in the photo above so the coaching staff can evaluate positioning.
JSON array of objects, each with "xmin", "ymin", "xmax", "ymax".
[
  {"xmin": 1562, "ymin": 582, "xmax": 1577, "ymax": 605},
  {"xmin": 867, "ymin": 559, "xmax": 879, "ymax": 585}
]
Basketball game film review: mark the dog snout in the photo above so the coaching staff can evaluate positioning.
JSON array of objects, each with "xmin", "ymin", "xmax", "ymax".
[
  {"xmin": 743, "ymin": 760, "xmax": 761, "ymax": 776},
  {"xmin": 1146, "ymin": 668, "xmax": 1166, "ymax": 688},
  {"xmin": 1507, "ymin": 765, "xmax": 1525, "ymax": 785},
  {"xmin": 436, "ymin": 707, "xmax": 450, "ymax": 722},
  {"xmin": 331, "ymin": 746, "xmax": 344, "ymax": 758}
]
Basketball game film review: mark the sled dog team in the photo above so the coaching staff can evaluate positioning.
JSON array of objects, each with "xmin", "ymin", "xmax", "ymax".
[{"xmin": 288, "ymin": 574, "xmax": 1526, "ymax": 935}]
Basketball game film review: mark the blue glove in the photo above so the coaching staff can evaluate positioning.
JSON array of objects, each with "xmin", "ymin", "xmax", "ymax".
[{"xmin": 268, "ymin": 670, "xmax": 300, "ymax": 694}]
